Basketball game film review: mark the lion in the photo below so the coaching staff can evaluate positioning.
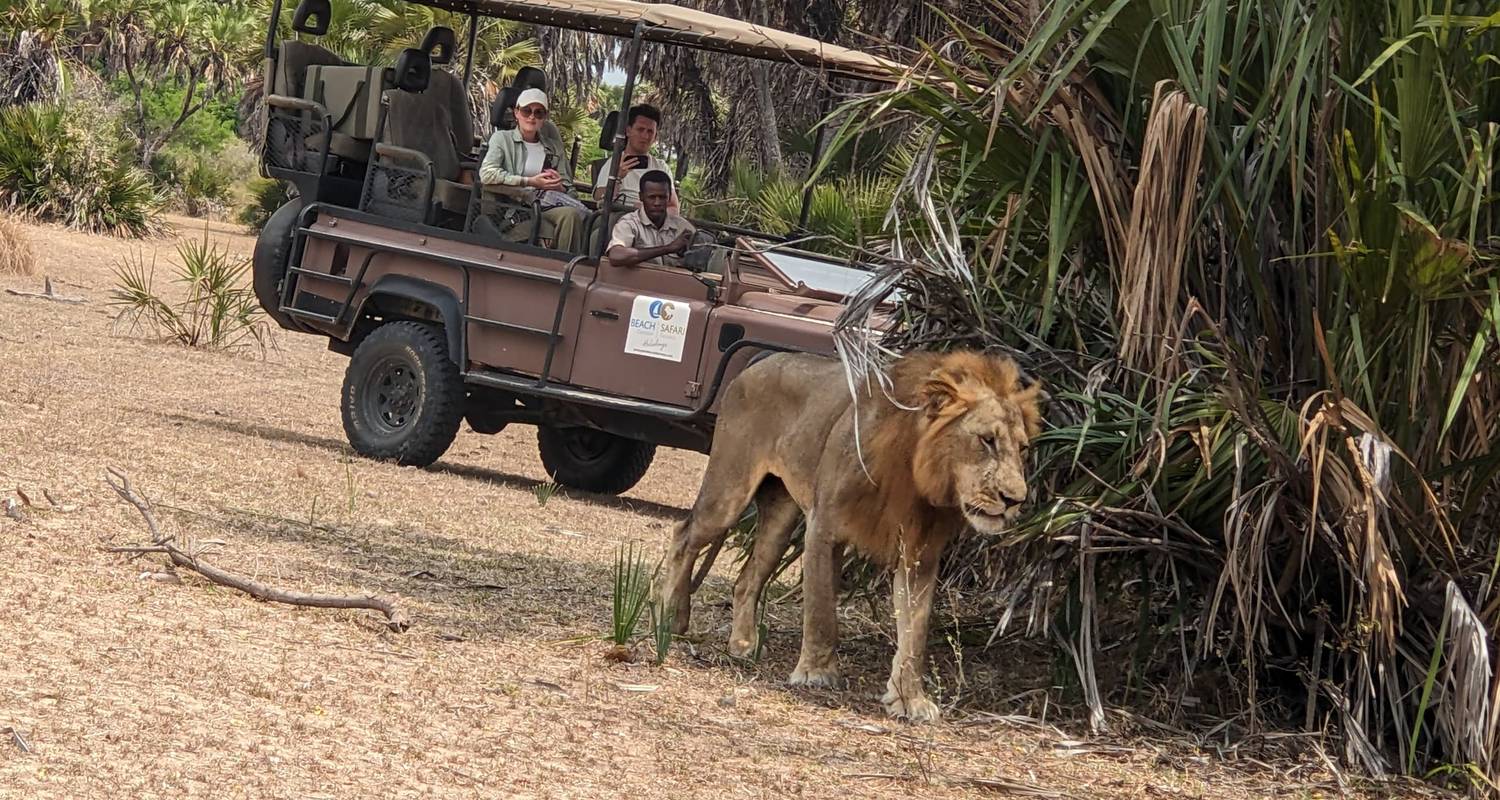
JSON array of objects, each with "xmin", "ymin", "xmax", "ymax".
[{"xmin": 659, "ymin": 349, "xmax": 1042, "ymax": 722}]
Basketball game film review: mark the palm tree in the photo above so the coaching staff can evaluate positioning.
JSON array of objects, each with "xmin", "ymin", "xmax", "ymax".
[
  {"xmin": 0, "ymin": 0, "xmax": 87, "ymax": 106},
  {"xmin": 91, "ymin": 0, "xmax": 261, "ymax": 164}
]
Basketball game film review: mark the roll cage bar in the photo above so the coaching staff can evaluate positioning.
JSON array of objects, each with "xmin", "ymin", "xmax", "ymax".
[{"xmin": 262, "ymin": 0, "xmax": 917, "ymax": 258}]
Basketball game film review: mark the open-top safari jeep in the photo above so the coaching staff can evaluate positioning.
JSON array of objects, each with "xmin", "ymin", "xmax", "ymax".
[{"xmin": 252, "ymin": 0, "xmax": 907, "ymax": 494}]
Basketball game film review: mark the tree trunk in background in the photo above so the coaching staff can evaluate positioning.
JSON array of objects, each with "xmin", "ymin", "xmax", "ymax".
[
  {"xmin": 751, "ymin": 61, "xmax": 782, "ymax": 171},
  {"xmin": 750, "ymin": 0, "xmax": 783, "ymax": 171}
]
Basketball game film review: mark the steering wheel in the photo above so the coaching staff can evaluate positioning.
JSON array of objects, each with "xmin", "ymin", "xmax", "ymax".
[{"xmin": 680, "ymin": 229, "xmax": 719, "ymax": 272}]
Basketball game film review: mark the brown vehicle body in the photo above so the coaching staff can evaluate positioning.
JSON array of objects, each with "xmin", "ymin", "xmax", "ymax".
[{"xmin": 283, "ymin": 207, "xmax": 856, "ymax": 452}]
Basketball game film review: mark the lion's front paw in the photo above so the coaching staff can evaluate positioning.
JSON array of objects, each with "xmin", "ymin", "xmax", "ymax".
[
  {"xmin": 881, "ymin": 688, "xmax": 941, "ymax": 723},
  {"xmin": 788, "ymin": 660, "xmax": 842, "ymax": 689}
]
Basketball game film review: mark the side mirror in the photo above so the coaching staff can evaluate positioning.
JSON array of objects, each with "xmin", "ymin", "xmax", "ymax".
[
  {"xmin": 392, "ymin": 48, "xmax": 431, "ymax": 94},
  {"xmin": 291, "ymin": 0, "xmax": 331, "ymax": 35},
  {"xmin": 419, "ymin": 26, "xmax": 456, "ymax": 65}
]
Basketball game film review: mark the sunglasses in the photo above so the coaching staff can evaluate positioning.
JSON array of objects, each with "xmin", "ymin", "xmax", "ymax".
[{"xmin": 517, "ymin": 106, "xmax": 549, "ymax": 119}]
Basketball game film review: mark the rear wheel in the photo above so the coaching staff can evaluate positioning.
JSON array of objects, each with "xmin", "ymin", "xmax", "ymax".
[
  {"xmin": 342, "ymin": 321, "xmax": 464, "ymax": 466},
  {"xmin": 252, "ymin": 197, "xmax": 306, "ymax": 331},
  {"xmin": 537, "ymin": 426, "xmax": 655, "ymax": 495}
]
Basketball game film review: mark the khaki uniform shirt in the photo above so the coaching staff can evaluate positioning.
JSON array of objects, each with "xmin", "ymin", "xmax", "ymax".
[{"xmin": 609, "ymin": 209, "xmax": 696, "ymax": 267}]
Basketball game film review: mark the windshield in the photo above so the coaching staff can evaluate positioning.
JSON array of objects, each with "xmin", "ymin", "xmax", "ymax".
[{"xmin": 746, "ymin": 240, "xmax": 899, "ymax": 303}]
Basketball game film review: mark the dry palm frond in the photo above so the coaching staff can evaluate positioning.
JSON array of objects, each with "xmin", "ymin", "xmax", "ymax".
[
  {"xmin": 1117, "ymin": 83, "xmax": 1206, "ymax": 380},
  {"xmin": 1437, "ymin": 582, "xmax": 1492, "ymax": 777}
]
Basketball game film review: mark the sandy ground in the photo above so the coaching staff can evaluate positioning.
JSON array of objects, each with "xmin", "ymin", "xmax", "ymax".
[{"xmin": 0, "ymin": 215, "xmax": 1410, "ymax": 799}]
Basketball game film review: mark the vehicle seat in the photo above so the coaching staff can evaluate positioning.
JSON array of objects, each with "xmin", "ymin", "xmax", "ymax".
[
  {"xmin": 275, "ymin": 40, "xmax": 347, "ymax": 98},
  {"xmin": 384, "ymin": 89, "xmax": 472, "ymax": 215},
  {"xmin": 419, "ymin": 26, "xmax": 474, "ymax": 157},
  {"xmin": 360, "ymin": 48, "xmax": 473, "ymax": 225},
  {"xmin": 303, "ymin": 64, "xmax": 387, "ymax": 163},
  {"xmin": 488, "ymin": 85, "xmax": 521, "ymax": 132}
]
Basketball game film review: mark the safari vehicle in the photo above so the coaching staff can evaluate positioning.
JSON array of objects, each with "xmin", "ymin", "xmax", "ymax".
[{"xmin": 252, "ymin": 0, "xmax": 908, "ymax": 494}]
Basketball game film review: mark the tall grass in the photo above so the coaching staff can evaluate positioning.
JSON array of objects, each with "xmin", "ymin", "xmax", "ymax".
[
  {"xmin": 821, "ymin": 0, "xmax": 1500, "ymax": 786},
  {"xmin": 0, "ymin": 214, "xmax": 34, "ymax": 275}
]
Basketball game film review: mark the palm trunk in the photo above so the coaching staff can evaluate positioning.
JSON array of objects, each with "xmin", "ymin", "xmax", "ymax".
[{"xmin": 751, "ymin": 61, "xmax": 782, "ymax": 171}]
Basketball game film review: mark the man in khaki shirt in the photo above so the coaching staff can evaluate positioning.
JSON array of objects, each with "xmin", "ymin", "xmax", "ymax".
[{"xmin": 607, "ymin": 171, "xmax": 697, "ymax": 267}]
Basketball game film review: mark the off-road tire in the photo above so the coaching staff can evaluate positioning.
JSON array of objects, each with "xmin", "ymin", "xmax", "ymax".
[
  {"xmin": 252, "ymin": 198, "xmax": 305, "ymax": 330},
  {"xmin": 537, "ymin": 426, "xmax": 655, "ymax": 495},
  {"xmin": 342, "ymin": 321, "xmax": 464, "ymax": 467}
]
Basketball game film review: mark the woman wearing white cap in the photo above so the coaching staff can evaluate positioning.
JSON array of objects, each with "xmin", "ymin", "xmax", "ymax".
[{"xmin": 478, "ymin": 87, "xmax": 583, "ymax": 252}]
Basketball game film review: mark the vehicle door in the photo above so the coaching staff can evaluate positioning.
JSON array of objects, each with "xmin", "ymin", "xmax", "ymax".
[{"xmin": 566, "ymin": 256, "xmax": 717, "ymax": 407}]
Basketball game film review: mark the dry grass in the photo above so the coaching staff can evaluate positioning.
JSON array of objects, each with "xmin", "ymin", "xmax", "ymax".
[
  {"xmin": 0, "ymin": 214, "xmax": 36, "ymax": 275},
  {"xmin": 0, "ymin": 215, "xmax": 1416, "ymax": 799}
]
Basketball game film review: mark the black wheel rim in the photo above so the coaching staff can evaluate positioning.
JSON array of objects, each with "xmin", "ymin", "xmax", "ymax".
[
  {"xmin": 361, "ymin": 355, "xmax": 422, "ymax": 437},
  {"xmin": 560, "ymin": 428, "xmax": 614, "ymax": 464}
]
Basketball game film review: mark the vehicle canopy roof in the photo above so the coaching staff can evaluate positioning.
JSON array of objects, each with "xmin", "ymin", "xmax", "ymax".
[{"xmin": 410, "ymin": 0, "xmax": 915, "ymax": 83}]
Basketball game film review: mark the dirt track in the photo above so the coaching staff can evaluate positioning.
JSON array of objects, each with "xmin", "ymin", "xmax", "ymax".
[{"xmin": 1, "ymin": 216, "xmax": 1376, "ymax": 798}]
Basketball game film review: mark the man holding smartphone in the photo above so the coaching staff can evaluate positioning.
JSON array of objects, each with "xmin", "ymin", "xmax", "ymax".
[{"xmin": 594, "ymin": 104, "xmax": 678, "ymax": 210}]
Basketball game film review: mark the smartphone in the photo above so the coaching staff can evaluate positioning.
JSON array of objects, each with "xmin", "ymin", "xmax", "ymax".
[
  {"xmin": 543, "ymin": 153, "xmax": 559, "ymax": 172},
  {"xmin": 625, "ymin": 153, "xmax": 649, "ymax": 171}
]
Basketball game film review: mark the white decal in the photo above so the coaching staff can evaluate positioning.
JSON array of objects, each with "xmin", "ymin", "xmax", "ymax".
[{"xmin": 624, "ymin": 295, "xmax": 690, "ymax": 362}]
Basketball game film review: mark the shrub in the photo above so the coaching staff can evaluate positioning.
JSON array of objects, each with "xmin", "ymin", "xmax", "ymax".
[
  {"xmin": 236, "ymin": 177, "xmax": 291, "ymax": 232},
  {"xmin": 0, "ymin": 102, "xmax": 165, "ymax": 237},
  {"xmin": 0, "ymin": 215, "xmax": 35, "ymax": 275},
  {"xmin": 150, "ymin": 139, "xmax": 258, "ymax": 219},
  {"xmin": 110, "ymin": 231, "xmax": 270, "ymax": 353}
]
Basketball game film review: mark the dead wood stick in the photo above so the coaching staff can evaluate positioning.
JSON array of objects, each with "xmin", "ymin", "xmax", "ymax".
[
  {"xmin": 104, "ymin": 468, "xmax": 409, "ymax": 632},
  {"xmin": 2, "ymin": 726, "xmax": 33, "ymax": 755},
  {"xmin": 5, "ymin": 277, "xmax": 85, "ymax": 304}
]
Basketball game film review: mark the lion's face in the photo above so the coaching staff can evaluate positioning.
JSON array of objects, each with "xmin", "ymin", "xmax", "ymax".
[{"xmin": 907, "ymin": 353, "xmax": 1042, "ymax": 536}]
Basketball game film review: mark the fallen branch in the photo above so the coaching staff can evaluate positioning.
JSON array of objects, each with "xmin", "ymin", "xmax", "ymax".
[
  {"xmin": 2, "ymin": 726, "xmax": 33, "ymax": 755},
  {"xmin": 5, "ymin": 277, "xmax": 85, "ymax": 304},
  {"xmin": 104, "ymin": 468, "xmax": 409, "ymax": 632}
]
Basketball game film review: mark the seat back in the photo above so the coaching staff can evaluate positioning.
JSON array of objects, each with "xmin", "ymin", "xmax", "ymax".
[
  {"xmin": 589, "ymin": 110, "xmax": 620, "ymax": 185},
  {"xmin": 386, "ymin": 89, "xmax": 463, "ymax": 181},
  {"xmin": 489, "ymin": 85, "xmax": 521, "ymax": 131},
  {"xmin": 305, "ymin": 64, "xmax": 389, "ymax": 142},
  {"xmin": 417, "ymin": 26, "xmax": 473, "ymax": 154},
  {"xmin": 426, "ymin": 70, "xmax": 473, "ymax": 157},
  {"xmin": 275, "ymin": 40, "xmax": 346, "ymax": 98}
]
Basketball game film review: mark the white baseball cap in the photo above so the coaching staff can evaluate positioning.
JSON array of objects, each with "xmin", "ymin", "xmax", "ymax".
[{"xmin": 515, "ymin": 87, "xmax": 549, "ymax": 110}]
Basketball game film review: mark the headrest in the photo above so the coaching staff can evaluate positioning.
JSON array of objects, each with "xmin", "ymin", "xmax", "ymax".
[
  {"xmin": 392, "ymin": 48, "xmax": 431, "ymax": 94},
  {"xmin": 598, "ymin": 110, "xmax": 618, "ymax": 150},
  {"xmin": 512, "ymin": 66, "xmax": 547, "ymax": 92},
  {"xmin": 291, "ymin": 0, "xmax": 331, "ymax": 35},
  {"xmin": 419, "ymin": 26, "xmax": 456, "ymax": 65},
  {"xmin": 489, "ymin": 86, "xmax": 521, "ymax": 130}
]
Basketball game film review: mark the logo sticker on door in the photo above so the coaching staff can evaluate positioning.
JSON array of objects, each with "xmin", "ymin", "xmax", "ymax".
[{"xmin": 624, "ymin": 295, "xmax": 690, "ymax": 362}]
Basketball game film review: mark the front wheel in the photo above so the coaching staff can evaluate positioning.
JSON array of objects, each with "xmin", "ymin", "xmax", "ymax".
[
  {"xmin": 342, "ymin": 321, "xmax": 464, "ymax": 466},
  {"xmin": 537, "ymin": 426, "xmax": 655, "ymax": 495}
]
